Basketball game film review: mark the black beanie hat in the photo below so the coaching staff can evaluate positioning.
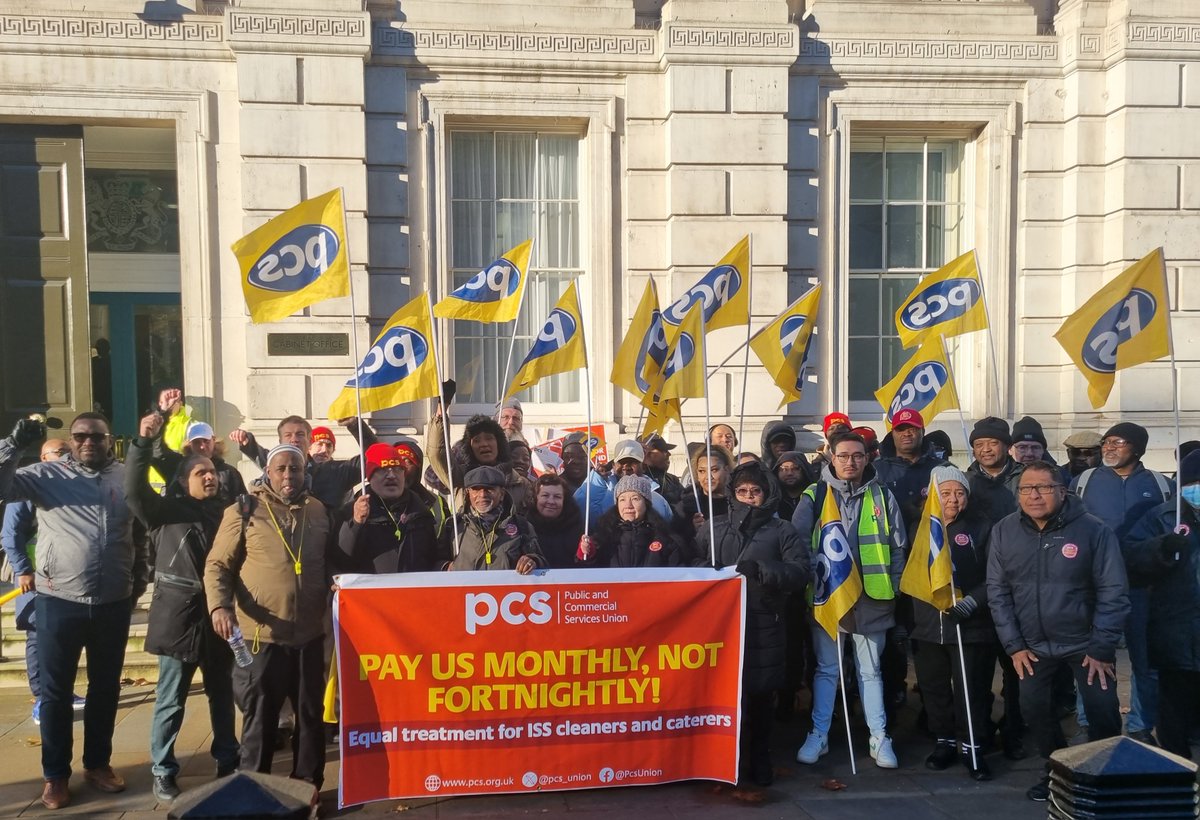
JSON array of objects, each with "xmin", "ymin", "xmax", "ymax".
[
  {"xmin": 1181, "ymin": 450, "xmax": 1200, "ymax": 486},
  {"xmin": 970, "ymin": 416, "xmax": 1011, "ymax": 446},
  {"xmin": 1011, "ymin": 416, "xmax": 1047, "ymax": 449},
  {"xmin": 1103, "ymin": 422, "xmax": 1149, "ymax": 457}
]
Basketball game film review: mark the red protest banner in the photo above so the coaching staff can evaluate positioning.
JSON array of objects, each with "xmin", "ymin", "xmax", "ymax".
[{"xmin": 334, "ymin": 568, "xmax": 745, "ymax": 806}]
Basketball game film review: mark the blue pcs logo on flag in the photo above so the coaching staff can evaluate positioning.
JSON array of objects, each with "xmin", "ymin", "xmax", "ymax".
[
  {"xmin": 1079, "ymin": 288, "xmax": 1158, "ymax": 374},
  {"xmin": 887, "ymin": 362, "xmax": 949, "ymax": 423},
  {"xmin": 813, "ymin": 520, "xmax": 854, "ymax": 606},
  {"xmin": 248, "ymin": 225, "xmax": 341, "ymax": 292},
  {"xmin": 662, "ymin": 265, "xmax": 742, "ymax": 326},
  {"xmin": 526, "ymin": 308, "xmax": 578, "ymax": 360},
  {"xmin": 661, "ymin": 332, "xmax": 697, "ymax": 381},
  {"xmin": 898, "ymin": 278, "xmax": 982, "ymax": 332},
  {"xmin": 351, "ymin": 327, "xmax": 430, "ymax": 389},
  {"xmin": 453, "ymin": 259, "xmax": 522, "ymax": 304},
  {"xmin": 780, "ymin": 315, "xmax": 808, "ymax": 356},
  {"xmin": 635, "ymin": 318, "xmax": 670, "ymax": 394}
]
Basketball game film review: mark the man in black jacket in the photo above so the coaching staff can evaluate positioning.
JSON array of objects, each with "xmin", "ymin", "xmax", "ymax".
[
  {"xmin": 987, "ymin": 461, "xmax": 1129, "ymax": 802},
  {"xmin": 128, "ymin": 414, "xmax": 238, "ymax": 803}
]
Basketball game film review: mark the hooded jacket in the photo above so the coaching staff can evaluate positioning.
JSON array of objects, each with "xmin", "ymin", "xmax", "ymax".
[
  {"xmin": 1070, "ymin": 462, "xmax": 1173, "ymax": 540},
  {"xmin": 673, "ymin": 488, "xmax": 730, "ymax": 565},
  {"xmin": 699, "ymin": 463, "xmax": 811, "ymax": 692},
  {"xmin": 773, "ymin": 451, "xmax": 816, "ymax": 521},
  {"xmin": 427, "ymin": 413, "xmax": 531, "ymax": 512},
  {"xmin": 909, "ymin": 504, "xmax": 996, "ymax": 645},
  {"xmin": 152, "ymin": 436, "xmax": 246, "ymax": 504},
  {"xmin": 526, "ymin": 493, "xmax": 586, "ymax": 569},
  {"xmin": 1124, "ymin": 500, "xmax": 1200, "ymax": 671},
  {"xmin": 582, "ymin": 508, "xmax": 682, "ymax": 568},
  {"xmin": 126, "ymin": 437, "xmax": 227, "ymax": 663},
  {"xmin": 873, "ymin": 433, "xmax": 948, "ymax": 535},
  {"xmin": 0, "ymin": 436, "xmax": 148, "ymax": 606},
  {"xmin": 204, "ymin": 483, "xmax": 334, "ymax": 648},
  {"xmin": 444, "ymin": 493, "xmax": 547, "ymax": 571},
  {"xmin": 986, "ymin": 494, "xmax": 1130, "ymax": 662},
  {"xmin": 759, "ymin": 420, "xmax": 797, "ymax": 470},
  {"xmin": 336, "ymin": 490, "xmax": 442, "ymax": 575},
  {"xmin": 790, "ymin": 461, "xmax": 907, "ymax": 635}
]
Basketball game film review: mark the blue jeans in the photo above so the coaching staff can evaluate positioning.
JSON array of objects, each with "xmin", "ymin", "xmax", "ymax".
[
  {"xmin": 811, "ymin": 626, "xmax": 888, "ymax": 737},
  {"xmin": 1124, "ymin": 588, "xmax": 1158, "ymax": 733},
  {"xmin": 36, "ymin": 595, "xmax": 131, "ymax": 780},
  {"xmin": 150, "ymin": 649, "xmax": 239, "ymax": 777}
]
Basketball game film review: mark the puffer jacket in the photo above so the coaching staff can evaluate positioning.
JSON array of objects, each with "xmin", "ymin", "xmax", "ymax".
[
  {"xmin": 910, "ymin": 505, "xmax": 996, "ymax": 645},
  {"xmin": 204, "ymin": 483, "xmax": 334, "ymax": 648},
  {"xmin": 336, "ymin": 490, "xmax": 442, "ymax": 575},
  {"xmin": 965, "ymin": 458, "xmax": 1021, "ymax": 523},
  {"xmin": 126, "ymin": 437, "xmax": 227, "ymax": 663},
  {"xmin": 873, "ymin": 433, "xmax": 949, "ymax": 535},
  {"xmin": 1071, "ymin": 463, "xmax": 1173, "ymax": 540},
  {"xmin": 526, "ymin": 496, "xmax": 585, "ymax": 569},
  {"xmin": 987, "ymin": 494, "xmax": 1129, "ymax": 662},
  {"xmin": 699, "ymin": 463, "xmax": 811, "ymax": 693},
  {"xmin": 673, "ymin": 488, "xmax": 730, "ymax": 565},
  {"xmin": 790, "ymin": 461, "xmax": 907, "ymax": 635},
  {"xmin": 581, "ymin": 508, "xmax": 682, "ymax": 568},
  {"xmin": 444, "ymin": 494, "xmax": 547, "ymax": 571},
  {"xmin": 0, "ymin": 436, "xmax": 148, "ymax": 606},
  {"xmin": 1123, "ymin": 500, "xmax": 1200, "ymax": 671}
]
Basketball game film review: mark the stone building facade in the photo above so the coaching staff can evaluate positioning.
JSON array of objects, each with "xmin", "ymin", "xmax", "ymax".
[{"xmin": 0, "ymin": 0, "xmax": 1196, "ymax": 468}]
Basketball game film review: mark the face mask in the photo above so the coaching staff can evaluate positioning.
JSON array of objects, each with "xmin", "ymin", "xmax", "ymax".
[{"xmin": 1182, "ymin": 484, "xmax": 1200, "ymax": 509}]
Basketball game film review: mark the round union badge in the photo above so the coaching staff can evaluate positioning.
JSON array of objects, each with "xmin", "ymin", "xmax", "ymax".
[
  {"xmin": 954, "ymin": 533, "xmax": 970, "ymax": 546},
  {"xmin": 648, "ymin": 540, "xmax": 663, "ymax": 553},
  {"xmin": 505, "ymin": 524, "xmax": 519, "ymax": 536},
  {"xmin": 1062, "ymin": 543, "xmax": 1079, "ymax": 559}
]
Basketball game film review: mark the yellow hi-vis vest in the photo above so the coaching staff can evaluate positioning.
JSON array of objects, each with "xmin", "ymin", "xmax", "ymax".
[{"xmin": 803, "ymin": 482, "xmax": 895, "ymax": 601}]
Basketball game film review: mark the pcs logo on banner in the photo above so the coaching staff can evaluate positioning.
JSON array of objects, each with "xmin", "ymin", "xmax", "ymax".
[
  {"xmin": 352, "ymin": 326, "xmax": 430, "ymax": 389},
  {"xmin": 1079, "ymin": 288, "xmax": 1158, "ymax": 374},
  {"xmin": 248, "ymin": 225, "xmax": 341, "ymax": 292},
  {"xmin": 661, "ymin": 264, "xmax": 742, "ymax": 326},
  {"xmin": 527, "ymin": 308, "xmax": 577, "ymax": 361},
  {"xmin": 898, "ymin": 277, "xmax": 982, "ymax": 333},
  {"xmin": 886, "ymin": 361, "xmax": 950, "ymax": 426},
  {"xmin": 452, "ymin": 259, "xmax": 523, "ymax": 304}
]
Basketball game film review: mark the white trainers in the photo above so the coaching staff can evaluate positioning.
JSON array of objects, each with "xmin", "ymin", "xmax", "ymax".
[
  {"xmin": 870, "ymin": 734, "xmax": 898, "ymax": 768},
  {"xmin": 796, "ymin": 731, "xmax": 829, "ymax": 764}
]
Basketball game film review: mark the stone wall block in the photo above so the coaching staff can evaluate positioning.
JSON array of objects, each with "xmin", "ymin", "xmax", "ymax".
[
  {"xmin": 1181, "ymin": 163, "xmax": 1200, "ymax": 209},
  {"xmin": 668, "ymin": 65, "xmax": 727, "ymax": 113},
  {"xmin": 788, "ymin": 121, "xmax": 819, "ymax": 172},
  {"xmin": 1123, "ymin": 110, "xmax": 1200, "ymax": 158},
  {"xmin": 787, "ymin": 172, "xmax": 818, "ymax": 220},
  {"xmin": 627, "ymin": 120, "xmax": 667, "ymax": 170},
  {"xmin": 628, "ymin": 171, "xmax": 669, "ymax": 221},
  {"xmin": 626, "ymin": 72, "xmax": 666, "ymax": 120},
  {"xmin": 366, "ymin": 218, "xmax": 409, "ymax": 269},
  {"xmin": 247, "ymin": 373, "xmax": 308, "ymax": 418},
  {"xmin": 305, "ymin": 161, "xmax": 368, "ymax": 211},
  {"xmin": 1118, "ymin": 162, "xmax": 1180, "ymax": 210},
  {"xmin": 241, "ymin": 162, "xmax": 303, "ymax": 210},
  {"xmin": 367, "ymin": 169, "xmax": 408, "ymax": 218},
  {"xmin": 364, "ymin": 115, "xmax": 408, "ymax": 166},
  {"xmin": 302, "ymin": 56, "xmax": 365, "ymax": 106},
  {"xmin": 627, "ymin": 223, "xmax": 670, "ymax": 270},
  {"xmin": 788, "ymin": 75, "xmax": 819, "ymax": 120},
  {"xmin": 1186, "ymin": 64, "xmax": 1200, "ymax": 108},
  {"xmin": 1024, "ymin": 124, "xmax": 1064, "ymax": 173},
  {"xmin": 237, "ymin": 54, "xmax": 298, "ymax": 104},
  {"xmin": 730, "ymin": 67, "xmax": 786, "ymax": 113},
  {"xmin": 241, "ymin": 108, "xmax": 366, "ymax": 158},
  {"xmin": 1114, "ymin": 61, "xmax": 1181, "ymax": 110},
  {"xmin": 365, "ymin": 66, "xmax": 408, "ymax": 115},
  {"xmin": 1026, "ymin": 78, "xmax": 1065, "ymax": 123},
  {"xmin": 669, "ymin": 219, "xmax": 786, "ymax": 267},
  {"xmin": 1023, "ymin": 174, "xmax": 1063, "ymax": 222},
  {"xmin": 670, "ymin": 115, "xmax": 787, "ymax": 164},
  {"xmin": 670, "ymin": 167, "xmax": 727, "ymax": 215},
  {"xmin": 731, "ymin": 167, "xmax": 786, "ymax": 215}
]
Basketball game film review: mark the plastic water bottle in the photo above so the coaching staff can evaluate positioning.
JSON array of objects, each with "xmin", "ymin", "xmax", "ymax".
[{"xmin": 228, "ymin": 626, "xmax": 253, "ymax": 668}]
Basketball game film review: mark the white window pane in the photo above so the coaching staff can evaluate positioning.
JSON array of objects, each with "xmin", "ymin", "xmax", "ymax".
[
  {"xmin": 848, "ymin": 337, "xmax": 879, "ymax": 402},
  {"xmin": 450, "ymin": 132, "xmax": 494, "ymax": 200},
  {"xmin": 886, "ymin": 204, "xmax": 922, "ymax": 268},
  {"xmin": 540, "ymin": 135, "xmax": 578, "ymax": 200},
  {"xmin": 450, "ymin": 202, "xmax": 494, "ymax": 269},
  {"xmin": 539, "ymin": 202, "xmax": 578, "ymax": 268},
  {"xmin": 882, "ymin": 276, "xmax": 920, "ymax": 323},
  {"xmin": 850, "ymin": 151, "xmax": 883, "ymax": 200},
  {"xmin": 496, "ymin": 201, "xmax": 534, "ymax": 252},
  {"xmin": 849, "ymin": 204, "xmax": 883, "ymax": 270},
  {"xmin": 496, "ymin": 132, "xmax": 535, "ymax": 200},
  {"xmin": 926, "ymin": 204, "xmax": 964, "ymax": 268},
  {"xmin": 848, "ymin": 276, "xmax": 881, "ymax": 336},
  {"xmin": 885, "ymin": 151, "xmax": 923, "ymax": 201}
]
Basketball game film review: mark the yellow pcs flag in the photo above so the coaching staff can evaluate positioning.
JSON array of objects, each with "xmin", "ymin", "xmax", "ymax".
[
  {"xmin": 894, "ymin": 250, "xmax": 988, "ymax": 348},
  {"xmin": 1053, "ymin": 248, "xmax": 1171, "ymax": 409},
  {"xmin": 504, "ymin": 281, "xmax": 587, "ymax": 401},
  {"xmin": 640, "ymin": 396, "xmax": 682, "ymax": 438},
  {"xmin": 434, "ymin": 240, "xmax": 532, "ymax": 323},
  {"xmin": 658, "ymin": 303, "xmax": 707, "ymax": 400},
  {"xmin": 328, "ymin": 294, "xmax": 440, "ymax": 419},
  {"xmin": 750, "ymin": 284, "xmax": 821, "ymax": 407},
  {"xmin": 661, "ymin": 235, "xmax": 751, "ymax": 332},
  {"xmin": 900, "ymin": 477, "xmax": 955, "ymax": 611},
  {"xmin": 874, "ymin": 337, "xmax": 959, "ymax": 430},
  {"xmin": 611, "ymin": 278, "xmax": 666, "ymax": 401},
  {"xmin": 232, "ymin": 189, "xmax": 351, "ymax": 324},
  {"xmin": 812, "ymin": 487, "xmax": 864, "ymax": 640}
]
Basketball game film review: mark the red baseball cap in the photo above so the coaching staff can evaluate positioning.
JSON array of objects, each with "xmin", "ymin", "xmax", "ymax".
[
  {"xmin": 365, "ymin": 442, "xmax": 404, "ymax": 479},
  {"xmin": 891, "ymin": 409, "xmax": 925, "ymax": 430},
  {"xmin": 311, "ymin": 426, "xmax": 335, "ymax": 445},
  {"xmin": 851, "ymin": 425, "xmax": 879, "ymax": 447},
  {"xmin": 823, "ymin": 412, "xmax": 852, "ymax": 433}
]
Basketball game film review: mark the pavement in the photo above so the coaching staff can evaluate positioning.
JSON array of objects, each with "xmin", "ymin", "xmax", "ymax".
[{"xmin": 0, "ymin": 664, "xmax": 1077, "ymax": 820}]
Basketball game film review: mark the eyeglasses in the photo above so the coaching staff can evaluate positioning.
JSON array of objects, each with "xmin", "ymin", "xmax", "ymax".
[
  {"xmin": 833, "ymin": 453, "xmax": 867, "ymax": 463},
  {"xmin": 1012, "ymin": 443, "xmax": 1043, "ymax": 452},
  {"xmin": 1016, "ymin": 484, "xmax": 1062, "ymax": 496},
  {"xmin": 71, "ymin": 432, "xmax": 108, "ymax": 444},
  {"xmin": 1101, "ymin": 437, "xmax": 1129, "ymax": 449},
  {"xmin": 734, "ymin": 486, "xmax": 765, "ymax": 499},
  {"xmin": 372, "ymin": 466, "xmax": 405, "ymax": 476}
]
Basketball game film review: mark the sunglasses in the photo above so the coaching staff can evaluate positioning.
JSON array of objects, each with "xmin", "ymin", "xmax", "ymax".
[{"xmin": 71, "ymin": 432, "xmax": 109, "ymax": 444}]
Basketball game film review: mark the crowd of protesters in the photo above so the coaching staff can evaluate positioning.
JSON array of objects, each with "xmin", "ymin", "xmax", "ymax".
[{"xmin": 2, "ymin": 386, "xmax": 1198, "ymax": 809}]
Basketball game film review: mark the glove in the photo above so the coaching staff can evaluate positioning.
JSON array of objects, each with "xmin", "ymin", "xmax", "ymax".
[
  {"xmin": 1161, "ymin": 533, "xmax": 1190, "ymax": 562},
  {"xmin": 10, "ymin": 418, "xmax": 45, "ymax": 448},
  {"xmin": 735, "ymin": 560, "xmax": 762, "ymax": 583},
  {"xmin": 576, "ymin": 535, "xmax": 595, "ymax": 562},
  {"xmin": 946, "ymin": 595, "xmax": 978, "ymax": 623}
]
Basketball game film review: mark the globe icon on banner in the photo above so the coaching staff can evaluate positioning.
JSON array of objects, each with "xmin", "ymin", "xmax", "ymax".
[{"xmin": 424, "ymin": 774, "xmax": 442, "ymax": 792}]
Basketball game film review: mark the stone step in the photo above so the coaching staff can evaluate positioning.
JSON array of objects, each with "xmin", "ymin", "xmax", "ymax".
[{"xmin": 0, "ymin": 650, "xmax": 168, "ymax": 689}]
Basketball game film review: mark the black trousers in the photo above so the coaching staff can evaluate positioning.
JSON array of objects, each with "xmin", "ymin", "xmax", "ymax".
[
  {"xmin": 232, "ymin": 637, "xmax": 326, "ymax": 786},
  {"xmin": 1157, "ymin": 669, "xmax": 1200, "ymax": 759},
  {"xmin": 740, "ymin": 691, "xmax": 774, "ymax": 786},
  {"xmin": 996, "ymin": 642, "xmax": 1023, "ymax": 737},
  {"xmin": 1019, "ymin": 652, "xmax": 1121, "ymax": 759},
  {"xmin": 912, "ymin": 639, "xmax": 994, "ymax": 746}
]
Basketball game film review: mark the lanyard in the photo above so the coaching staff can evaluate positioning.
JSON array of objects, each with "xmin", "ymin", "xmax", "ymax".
[
  {"xmin": 477, "ymin": 517, "xmax": 501, "ymax": 566},
  {"xmin": 264, "ymin": 499, "xmax": 306, "ymax": 576},
  {"xmin": 381, "ymin": 502, "xmax": 405, "ymax": 542}
]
